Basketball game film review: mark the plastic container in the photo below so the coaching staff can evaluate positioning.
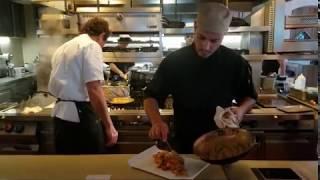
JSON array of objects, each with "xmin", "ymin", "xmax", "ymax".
[{"xmin": 294, "ymin": 74, "xmax": 306, "ymax": 90}]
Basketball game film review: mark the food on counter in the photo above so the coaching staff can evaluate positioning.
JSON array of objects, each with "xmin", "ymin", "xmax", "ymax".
[
  {"xmin": 102, "ymin": 85, "xmax": 130, "ymax": 102},
  {"xmin": 110, "ymin": 97, "xmax": 134, "ymax": 104},
  {"xmin": 194, "ymin": 128, "xmax": 254, "ymax": 161},
  {"xmin": 21, "ymin": 106, "xmax": 43, "ymax": 114},
  {"xmin": 153, "ymin": 150, "xmax": 187, "ymax": 176}
]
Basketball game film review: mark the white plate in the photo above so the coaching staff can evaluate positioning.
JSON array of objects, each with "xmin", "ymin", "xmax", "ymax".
[{"xmin": 128, "ymin": 146, "xmax": 209, "ymax": 180}]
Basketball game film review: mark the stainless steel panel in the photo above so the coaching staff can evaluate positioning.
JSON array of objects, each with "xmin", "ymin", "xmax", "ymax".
[
  {"xmin": 103, "ymin": 52, "xmax": 162, "ymax": 63},
  {"xmin": 38, "ymin": 14, "xmax": 79, "ymax": 35},
  {"xmin": 285, "ymin": 15, "xmax": 318, "ymax": 27},
  {"xmin": 242, "ymin": 54, "xmax": 318, "ymax": 61},
  {"xmin": 80, "ymin": 12, "xmax": 161, "ymax": 32},
  {"xmin": 77, "ymin": 6, "xmax": 161, "ymax": 13},
  {"xmin": 241, "ymin": 32, "xmax": 263, "ymax": 54},
  {"xmin": 281, "ymin": 40, "xmax": 318, "ymax": 52}
]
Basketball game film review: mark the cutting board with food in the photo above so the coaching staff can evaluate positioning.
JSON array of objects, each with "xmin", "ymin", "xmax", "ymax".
[{"xmin": 128, "ymin": 146, "xmax": 209, "ymax": 180}]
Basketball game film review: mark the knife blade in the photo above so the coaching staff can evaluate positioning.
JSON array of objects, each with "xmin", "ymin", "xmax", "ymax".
[{"xmin": 156, "ymin": 140, "xmax": 173, "ymax": 151}]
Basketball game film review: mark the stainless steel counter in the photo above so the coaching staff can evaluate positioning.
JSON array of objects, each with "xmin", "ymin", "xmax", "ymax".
[{"xmin": 0, "ymin": 73, "xmax": 35, "ymax": 86}]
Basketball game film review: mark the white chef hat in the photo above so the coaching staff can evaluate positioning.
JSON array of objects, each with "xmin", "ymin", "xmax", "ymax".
[{"xmin": 196, "ymin": 2, "xmax": 232, "ymax": 33}]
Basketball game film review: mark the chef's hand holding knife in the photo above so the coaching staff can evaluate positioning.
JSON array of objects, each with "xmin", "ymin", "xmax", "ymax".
[
  {"xmin": 144, "ymin": 98, "xmax": 169, "ymax": 142},
  {"xmin": 149, "ymin": 120, "xmax": 169, "ymax": 142}
]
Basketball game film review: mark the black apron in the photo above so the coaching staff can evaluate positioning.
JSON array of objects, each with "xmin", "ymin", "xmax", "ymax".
[{"xmin": 54, "ymin": 99, "xmax": 105, "ymax": 154}]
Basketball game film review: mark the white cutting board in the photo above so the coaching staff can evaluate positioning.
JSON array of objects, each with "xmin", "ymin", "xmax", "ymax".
[{"xmin": 128, "ymin": 146, "xmax": 209, "ymax": 180}]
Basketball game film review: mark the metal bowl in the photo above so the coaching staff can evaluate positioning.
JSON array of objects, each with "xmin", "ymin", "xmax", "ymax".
[{"xmin": 193, "ymin": 128, "xmax": 256, "ymax": 165}]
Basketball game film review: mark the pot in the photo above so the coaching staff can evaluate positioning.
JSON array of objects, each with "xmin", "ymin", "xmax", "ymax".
[{"xmin": 193, "ymin": 128, "xmax": 256, "ymax": 165}]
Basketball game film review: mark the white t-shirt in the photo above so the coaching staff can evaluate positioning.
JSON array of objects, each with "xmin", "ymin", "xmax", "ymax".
[{"xmin": 48, "ymin": 34, "xmax": 104, "ymax": 122}]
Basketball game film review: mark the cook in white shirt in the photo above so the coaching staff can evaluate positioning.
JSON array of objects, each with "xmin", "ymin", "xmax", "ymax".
[{"xmin": 48, "ymin": 17, "xmax": 118, "ymax": 154}]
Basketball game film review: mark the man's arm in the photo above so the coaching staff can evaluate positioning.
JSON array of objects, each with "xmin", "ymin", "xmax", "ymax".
[
  {"xmin": 232, "ymin": 58, "xmax": 257, "ymax": 122},
  {"xmin": 144, "ymin": 97, "xmax": 169, "ymax": 141},
  {"xmin": 109, "ymin": 63, "xmax": 126, "ymax": 79},
  {"xmin": 86, "ymin": 81, "xmax": 118, "ymax": 146},
  {"xmin": 231, "ymin": 97, "xmax": 256, "ymax": 122}
]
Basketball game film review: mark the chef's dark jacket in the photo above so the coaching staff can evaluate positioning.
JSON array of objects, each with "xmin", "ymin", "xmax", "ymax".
[{"xmin": 144, "ymin": 44, "xmax": 257, "ymax": 153}]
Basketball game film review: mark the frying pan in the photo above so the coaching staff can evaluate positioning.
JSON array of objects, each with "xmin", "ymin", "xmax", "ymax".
[{"xmin": 193, "ymin": 128, "xmax": 256, "ymax": 165}]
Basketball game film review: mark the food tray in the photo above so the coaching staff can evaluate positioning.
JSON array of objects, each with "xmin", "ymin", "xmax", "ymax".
[{"xmin": 128, "ymin": 146, "xmax": 209, "ymax": 180}]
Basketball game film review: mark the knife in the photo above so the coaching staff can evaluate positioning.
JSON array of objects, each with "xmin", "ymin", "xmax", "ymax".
[{"xmin": 156, "ymin": 140, "xmax": 173, "ymax": 151}]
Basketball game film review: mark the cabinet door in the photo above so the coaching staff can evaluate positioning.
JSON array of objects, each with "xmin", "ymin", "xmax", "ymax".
[
  {"xmin": 265, "ymin": 133, "xmax": 317, "ymax": 160},
  {"xmin": 13, "ymin": 78, "xmax": 35, "ymax": 102},
  {"xmin": 0, "ymin": 0, "xmax": 13, "ymax": 36},
  {"xmin": 0, "ymin": 89, "xmax": 12, "ymax": 103},
  {"xmin": 11, "ymin": 2, "xmax": 25, "ymax": 37}
]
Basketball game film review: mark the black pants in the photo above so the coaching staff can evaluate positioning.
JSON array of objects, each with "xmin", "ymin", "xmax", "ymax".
[{"xmin": 54, "ymin": 102, "xmax": 105, "ymax": 154}]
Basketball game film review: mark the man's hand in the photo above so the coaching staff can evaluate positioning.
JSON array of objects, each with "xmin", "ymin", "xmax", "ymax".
[
  {"xmin": 119, "ymin": 72, "xmax": 128, "ymax": 80},
  {"xmin": 86, "ymin": 81, "xmax": 118, "ymax": 147},
  {"xmin": 105, "ymin": 124, "xmax": 118, "ymax": 146},
  {"xmin": 230, "ymin": 106, "xmax": 246, "ymax": 124},
  {"xmin": 230, "ymin": 97, "xmax": 256, "ymax": 124},
  {"xmin": 149, "ymin": 121, "xmax": 169, "ymax": 142}
]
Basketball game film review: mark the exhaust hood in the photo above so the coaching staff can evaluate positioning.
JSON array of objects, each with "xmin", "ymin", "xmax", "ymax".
[{"xmin": 32, "ymin": 0, "xmax": 75, "ymax": 12}]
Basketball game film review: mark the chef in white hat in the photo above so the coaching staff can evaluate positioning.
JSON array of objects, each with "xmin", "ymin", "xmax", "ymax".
[{"xmin": 144, "ymin": 2, "xmax": 257, "ymax": 153}]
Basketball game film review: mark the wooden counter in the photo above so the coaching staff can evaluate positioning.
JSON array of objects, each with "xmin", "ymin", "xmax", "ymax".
[
  {"xmin": 0, "ymin": 155, "xmax": 317, "ymax": 180},
  {"xmin": 0, "ymin": 154, "xmax": 227, "ymax": 180}
]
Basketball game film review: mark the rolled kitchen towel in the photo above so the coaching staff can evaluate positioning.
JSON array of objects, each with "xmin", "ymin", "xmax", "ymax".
[{"xmin": 214, "ymin": 106, "xmax": 239, "ymax": 128}]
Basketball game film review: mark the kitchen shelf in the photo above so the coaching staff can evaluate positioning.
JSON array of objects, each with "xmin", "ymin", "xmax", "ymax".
[
  {"xmin": 281, "ymin": 40, "xmax": 318, "ymax": 52},
  {"xmin": 109, "ymin": 109, "xmax": 173, "ymax": 116},
  {"xmin": 36, "ymin": 29, "xmax": 78, "ymax": 36},
  {"xmin": 103, "ymin": 52, "xmax": 162, "ymax": 63},
  {"xmin": 106, "ymin": 41, "xmax": 160, "ymax": 44},
  {"xmin": 242, "ymin": 54, "xmax": 319, "ymax": 61},
  {"xmin": 163, "ymin": 26, "xmax": 271, "ymax": 34},
  {"xmin": 228, "ymin": 26, "xmax": 271, "ymax": 33},
  {"xmin": 162, "ymin": 27, "xmax": 193, "ymax": 34},
  {"xmin": 285, "ymin": 15, "xmax": 318, "ymax": 29},
  {"xmin": 103, "ymin": 58, "xmax": 162, "ymax": 63},
  {"xmin": 285, "ymin": 24, "xmax": 320, "ymax": 29}
]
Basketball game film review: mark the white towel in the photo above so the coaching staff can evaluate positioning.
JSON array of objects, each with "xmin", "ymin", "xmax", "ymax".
[{"xmin": 214, "ymin": 106, "xmax": 239, "ymax": 128}]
